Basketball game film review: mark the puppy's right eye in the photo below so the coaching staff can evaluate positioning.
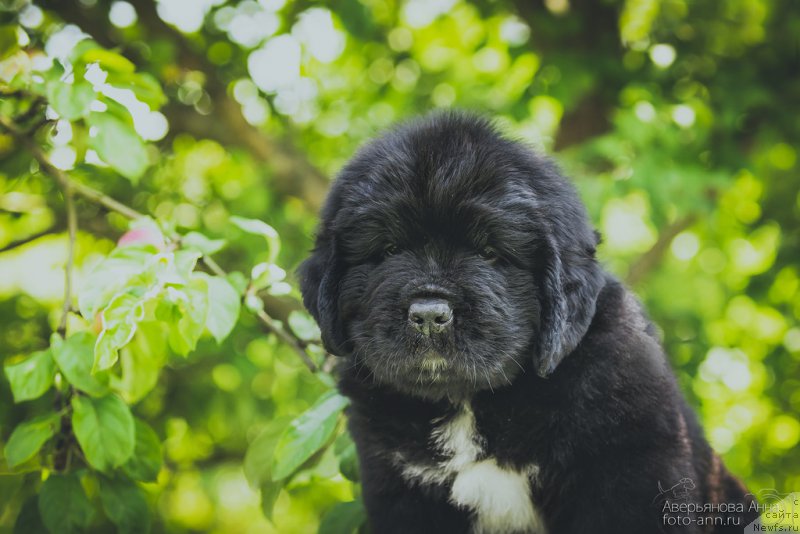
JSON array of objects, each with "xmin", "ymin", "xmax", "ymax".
[
  {"xmin": 383, "ymin": 244, "xmax": 399, "ymax": 257},
  {"xmin": 478, "ymin": 245, "xmax": 498, "ymax": 261}
]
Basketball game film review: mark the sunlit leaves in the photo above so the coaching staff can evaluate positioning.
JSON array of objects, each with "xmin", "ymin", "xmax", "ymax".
[
  {"xmin": 51, "ymin": 333, "xmax": 109, "ymax": 396},
  {"xmin": 106, "ymin": 71, "xmax": 167, "ymax": 109},
  {"xmin": 47, "ymin": 81, "xmax": 95, "ymax": 121},
  {"xmin": 243, "ymin": 417, "xmax": 291, "ymax": 518},
  {"xmin": 78, "ymin": 245, "xmax": 155, "ymax": 320},
  {"xmin": 13, "ymin": 497, "xmax": 47, "ymax": 534},
  {"xmin": 198, "ymin": 274, "xmax": 241, "ymax": 343},
  {"xmin": 619, "ymin": 0, "xmax": 661, "ymax": 44},
  {"xmin": 75, "ymin": 224, "xmax": 239, "ymax": 371},
  {"xmin": 122, "ymin": 419, "xmax": 162, "ymax": 482},
  {"xmin": 288, "ymin": 310, "xmax": 321, "ymax": 342},
  {"xmin": 38, "ymin": 474, "xmax": 94, "ymax": 534},
  {"xmin": 181, "ymin": 231, "xmax": 226, "ymax": 255},
  {"xmin": 271, "ymin": 391, "xmax": 349, "ymax": 481},
  {"xmin": 230, "ymin": 215, "xmax": 280, "ymax": 262},
  {"xmin": 333, "ymin": 432, "xmax": 360, "ymax": 482},
  {"xmin": 4, "ymin": 349, "xmax": 55, "ymax": 402},
  {"xmin": 319, "ymin": 498, "xmax": 366, "ymax": 534},
  {"xmin": 3, "ymin": 414, "xmax": 60, "ymax": 469},
  {"xmin": 94, "ymin": 292, "xmax": 145, "ymax": 371},
  {"xmin": 81, "ymin": 48, "xmax": 136, "ymax": 74},
  {"xmin": 250, "ymin": 262, "xmax": 287, "ymax": 292},
  {"xmin": 113, "ymin": 322, "xmax": 167, "ymax": 403},
  {"xmin": 87, "ymin": 112, "xmax": 149, "ymax": 181},
  {"xmin": 165, "ymin": 277, "xmax": 209, "ymax": 355},
  {"xmin": 99, "ymin": 476, "xmax": 150, "ymax": 534},
  {"xmin": 71, "ymin": 395, "xmax": 135, "ymax": 471},
  {"xmin": 0, "ymin": 25, "xmax": 18, "ymax": 60},
  {"xmin": 118, "ymin": 222, "xmax": 166, "ymax": 250}
]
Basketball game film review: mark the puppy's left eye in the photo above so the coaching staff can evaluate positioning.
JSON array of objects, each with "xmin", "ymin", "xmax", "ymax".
[
  {"xmin": 383, "ymin": 244, "xmax": 399, "ymax": 257},
  {"xmin": 478, "ymin": 245, "xmax": 498, "ymax": 261}
]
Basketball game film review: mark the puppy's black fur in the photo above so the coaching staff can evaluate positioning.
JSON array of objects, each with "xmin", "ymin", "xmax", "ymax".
[{"xmin": 299, "ymin": 112, "xmax": 757, "ymax": 533}]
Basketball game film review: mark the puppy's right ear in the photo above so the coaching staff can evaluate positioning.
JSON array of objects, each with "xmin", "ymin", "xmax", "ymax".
[{"xmin": 297, "ymin": 232, "xmax": 348, "ymax": 356}]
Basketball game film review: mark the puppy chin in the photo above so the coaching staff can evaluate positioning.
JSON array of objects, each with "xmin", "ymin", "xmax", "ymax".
[{"xmin": 357, "ymin": 343, "xmax": 525, "ymax": 401}]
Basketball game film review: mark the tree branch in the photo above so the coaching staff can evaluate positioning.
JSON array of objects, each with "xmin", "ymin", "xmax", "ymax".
[
  {"xmin": 0, "ymin": 226, "xmax": 61, "ymax": 254},
  {"xmin": 57, "ymin": 181, "xmax": 77, "ymax": 336},
  {"xmin": 625, "ymin": 215, "xmax": 698, "ymax": 286},
  {"xmin": 508, "ymin": 0, "xmax": 623, "ymax": 151},
  {"xmin": 39, "ymin": 0, "xmax": 331, "ymax": 212},
  {"xmin": 0, "ymin": 115, "xmax": 318, "ymax": 373}
]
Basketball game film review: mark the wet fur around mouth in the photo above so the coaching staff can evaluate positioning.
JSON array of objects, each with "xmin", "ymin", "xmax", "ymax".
[{"xmin": 299, "ymin": 111, "xmax": 758, "ymax": 533}]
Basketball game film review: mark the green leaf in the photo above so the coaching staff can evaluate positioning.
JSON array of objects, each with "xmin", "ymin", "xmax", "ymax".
[
  {"xmin": 244, "ymin": 417, "xmax": 291, "ymax": 520},
  {"xmin": 260, "ymin": 481, "xmax": 283, "ymax": 520},
  {"xmin": 113, "ymin": 322, "xmax": 167, "ymax": 403},
  {"xmin": 620, "ymin": 0, "xmax": 660, "ymax": 44},
  {"xmin": 122, "ymin": 419, "xmax": 162, "ymax": 482},
  {"xmin": 226, "ymin": 271, "xmax": 249, "ymax": 295},
  {"xmin": 52, "ymin": 332, "xmax": 110, "ymax": 397},
  {"xmin": 318, "ymin": 499, "xmax": 366, "ymax": 534},
  {"xmin": 93, "ymin": 292, "xmax": 145, "ymax": 372},
  {"xmin": 250, "ymin": 262, "xmax": 286, "ymax": 291},
  {"xmin": 0, "ymin": 474, "xmax": 23, "ymax": 515},
  {"xmin": 47, "ymin": 81, "xmax": 95, "ymax": 121},
  {"xmin": 99, "ymin": 476, "xmax": 151, "ymax": 534},
  {"xmin": 72, "ymin": 394, "xmax": 135, "ymax": 471},
  {"xmin": 4, "ymin": 349, "xmax": 55, "ymax": 402},
  {"xmin": 244, "ymin": 293, "xmax": 265, "ymax": 314},
  {"xmin": 271, "ymin": 392, "xmax": 350, "ymax": 481},
  {"xmin": 0, "ymin": 25, "xmax": 19, "ymax": 60},
  {"xmin": 334, "ymin": 432, "xmax": 360, "ymax": 482},
  {"xmin": 166, "ymin": 278, "xmax": 209, "ymax": 356},
  {"xmin": 288, "ymin": 310, "xmax": 322, "ymax": 342},
  {"xmin": 229, "ymin": 216, "xmax": 280, "ymax": 262},
  {"xmin": 78, "ymin": 246, "xmax": 155, "ymax": 319},
  {"xmin": 3, "ymin": 414, "xmax": 60, "ymax": 469},
  {"xmin": 68, "ymin": 39, "xmax": 101, "ymax": 64},
  {"xmin": 243, "ymin": 417, "xmax": 292, "ymax": 488},
  {"xmin": 199, "ymin": 274, "xmax": 241, "ymax": 343},
  {"xmin": 106, "ymin": 71, "xmax": 167, "ymax": 109},
  {"xmin": 182, "ymin": 231, "xmax": 226, "ymax": 255},
  {"xmin": 88, "ymin": 112, "xmax": 148, "ymax": 182},
  {"xmin": 173, "ymin": 249, "xmax": 202, "ymax": 281},
  {"xmin": 38, "ymin": 474, "xmax": 94, "ymax": 534},
  {"xmin": 81, "ymin": 48, "xmax": 136, "ymax": 73},
  {"xmin": 13, "ymin": 496, "xmax": 47, "ymax": 534},
  {"xmin": 118, "ymin": 218, "xmax": 166, "ymax": 249}
]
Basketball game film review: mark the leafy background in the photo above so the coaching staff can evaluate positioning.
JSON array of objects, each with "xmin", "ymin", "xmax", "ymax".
[{"xmin": 0, "ymin": 0, "xmax": 798, "ymax": 532}]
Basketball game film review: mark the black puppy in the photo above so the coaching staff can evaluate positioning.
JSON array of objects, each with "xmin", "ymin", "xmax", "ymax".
[{"xmin": 299, "ymin": 112, "xmax": 757, "ymax": 533}]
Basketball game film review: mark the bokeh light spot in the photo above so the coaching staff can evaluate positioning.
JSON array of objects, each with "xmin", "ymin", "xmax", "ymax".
[{"xmin": 109, "ymin": 2, "xmax": 138, "ymax": 28}]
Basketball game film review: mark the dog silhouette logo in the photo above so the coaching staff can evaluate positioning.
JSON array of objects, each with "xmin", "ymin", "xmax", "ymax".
[{"xmin": 653, "ymin": 477, "xmax": 696, "ymax": 504}]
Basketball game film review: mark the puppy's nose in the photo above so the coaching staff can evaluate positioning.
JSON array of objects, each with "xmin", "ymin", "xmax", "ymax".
[{"xmin": 408, "ymin": 299, "xmax": 453, "ymax": 336}]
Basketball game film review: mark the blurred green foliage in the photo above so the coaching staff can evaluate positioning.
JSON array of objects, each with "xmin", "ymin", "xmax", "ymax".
[{"xmin": 0, "ymin": 0, "xmax": 798, "ymax": 532}]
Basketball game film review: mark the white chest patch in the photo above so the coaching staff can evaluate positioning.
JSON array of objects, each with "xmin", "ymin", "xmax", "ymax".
[{"xmin": 394, "ymin": 403, "xmax": 546, "ymax": 534}]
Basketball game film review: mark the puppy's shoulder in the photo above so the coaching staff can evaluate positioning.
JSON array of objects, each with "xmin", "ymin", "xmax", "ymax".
[
  {"xmin": 571, "ymin": 275, "xmax": 672, "ymax": 383},
  {"xmin": 583, "ymin": 275, "xmax": 660, "ymax": 344}
]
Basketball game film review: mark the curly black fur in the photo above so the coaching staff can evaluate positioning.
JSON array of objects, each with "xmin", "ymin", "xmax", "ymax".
[{"xmin": 299, "ymin": 112, "xmax": 757, "ymax": 534}]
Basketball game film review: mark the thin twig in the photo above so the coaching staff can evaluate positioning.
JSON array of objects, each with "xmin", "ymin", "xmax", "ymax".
[
  {"xmin": 57, "ymin": 182, "xmax": 77, "ymax": 336},
  {"xmin": 14, "ymin": 98, "xmax": 47, "ymax": 127},
  {"xmin": 201, "ymin": 255, "xmax": 227, "ymax": 278},
  {"xmin": 625, "ymin": 214, "xmax": 698, "ymax": 286},
  {"xmin": 0, "ymin": 227, "xmax": 60, "ymax": 254},
  {"xmin": 255, "ymin": 308, "xmax": 317, "ymax": 372},
  {"xmin": 0, "ymin": 115, "xmax": 318, "ymax": 372},
  {"xmin": 0, "ymin": 116, "xmax": 143, "ymax": 219}
]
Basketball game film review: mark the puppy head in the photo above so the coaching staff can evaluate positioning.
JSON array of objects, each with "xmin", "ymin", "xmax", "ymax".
[{"xmin": 299, "ymin": 112, "xmax": 604, "ymax": 399}]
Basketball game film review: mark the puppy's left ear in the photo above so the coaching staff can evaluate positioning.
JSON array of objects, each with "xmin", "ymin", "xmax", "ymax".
[
  {"xmin": 535, "ymin": 232, "xmax": 604, "ymax": 377},
  {"xmin": 297, "ymin": 232, "xmax": 349, "ymax": 356}
]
